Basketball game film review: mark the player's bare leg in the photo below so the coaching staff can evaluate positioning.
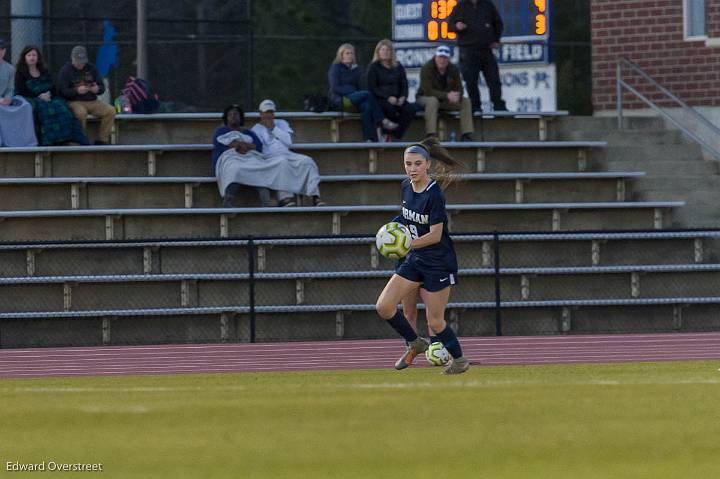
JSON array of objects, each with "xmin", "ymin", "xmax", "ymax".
[{"xmin": 401, "ymin": 291, "xmax": 419, "ymax": 332}]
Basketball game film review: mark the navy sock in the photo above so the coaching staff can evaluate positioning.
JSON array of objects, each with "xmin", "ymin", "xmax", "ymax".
[
  {"xmin": 429, "ymin": 335, "xmax": 439, "ymax": 343},
  {"xmin": 387, "ymin": 310, "xmax": 418, "ymax": 343},
  {"xmin": 436, "ymin": 325, "xmax": 463, "ymax": 359}
]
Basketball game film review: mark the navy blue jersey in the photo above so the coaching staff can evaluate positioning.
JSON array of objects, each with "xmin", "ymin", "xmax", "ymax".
[{"xmin": 396, "ymin": 178, "xmax": 458, "ymax": 271}]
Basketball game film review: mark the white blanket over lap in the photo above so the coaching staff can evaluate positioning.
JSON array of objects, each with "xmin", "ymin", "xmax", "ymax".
[{"xmin": 215, "ymin": 130, "xmax": 320, "ymax": 197}]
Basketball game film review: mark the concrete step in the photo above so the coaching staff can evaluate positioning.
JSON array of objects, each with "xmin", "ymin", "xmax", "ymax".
[
  {"xmin": 552, "ymin": 116, "xmax": 667, "ymax": 136},
  {"xmin": 605, "ymin": 130, "xmax": 691, "ymax": 146},
  {"xmin": 668, "ymin": 208, "xmax": 720, "ymax": 229},
  {"xmin": 563, "ymin": 128, "xmax": 689, "ymax": 146},
  {"xmin": 605, "ymin": 144, "xmax": 706, "ymax": 163},
  {"xmin": 2, "ymin": 301, "xmax": 719, "ymax": 348},
  {"xmin": 2, "ymin": 269, "xmax": 719, "ymax": 314},
  {"xmin": 457, "ymin": 304, "xmax": 720, "ymax": 335},
  {"xmin": 1, "ymin": 142, "xmax": 605, "ymax": 177},
  {"xmin": 635, "ymin": 176, "xmax": 720, "ymax": 191},
  {"xmin": 636, "ymin": 190, "xmax": 720, "ymax": 204},
  {"xmin": 0, "ymin": 235, "xmax": 714, "ymax": 279},
  {"xmin": 88, "ymin": 114, "xmax": 557, "ymax": 145},
  {"xmin": 496, "ymin": 237, "xmax": 711, "ymax": 267},
  {"xmin": 0, "ymin": 175, "xmax": 641, "ymax": 210},
  {"xmin": 605, "ymin": 159, "xmax": 717, "ymax": 176},
  {"xmin": 0, "ymin": 203, "xmax": 681, "ymax": 241},
  {"xmin": 5, "ymin": 301, "xmax": 720, "ymax": 347},
  {"xmin": 302, "ymin": 143, "xmax": 603, "ymax": 174}
]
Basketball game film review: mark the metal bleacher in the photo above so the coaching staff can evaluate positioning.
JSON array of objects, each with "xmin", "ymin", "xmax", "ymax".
[
  {"xmin": 0, "ymin": 110, "xmax": 716, "ymax": 346},
  {"xmin": 102, "ymin": 110, "xmax": 569, "ymax": 143},
  {"xmin": 1, "ymin": 140, "xmax": 605, "ymax": 177},
  {"xmin": 1, "ymin": 230, "xmax": 719, "ymax": 345},
  {"xmin": 0, "ymin": 172, "xmax": 647, "ymax": 209}
]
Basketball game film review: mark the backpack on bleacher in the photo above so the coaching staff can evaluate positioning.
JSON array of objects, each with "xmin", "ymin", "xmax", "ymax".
[
  {"xmin": 303, "ymin": 94, "xmax": 329, "ymax": 113},
  {"xmin": 121, "ymin": 76, "xmax": 160, "ymax": 114}
]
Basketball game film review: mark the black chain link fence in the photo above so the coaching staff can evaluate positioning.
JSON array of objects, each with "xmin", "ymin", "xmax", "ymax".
[
  {"xmin": 1, "ymin": 0, "xmax": 253, "ymax": 112},
  {"xmin": 2, "ymin": 230, "xmax": 720, "ymax": 348},
  {"xmin": 1, "ymin": 1, "xmax": 593, "ymax": 115},
  {"xmin": 0, "ymin": 0, "xmax": 389, "ymax": 112}
]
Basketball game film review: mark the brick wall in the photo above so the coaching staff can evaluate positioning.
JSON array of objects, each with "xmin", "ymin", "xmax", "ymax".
[
  {"xmin": 710, "ymin": 2, "xmax": 720, "ymax": 37},
  {"xmin": 592, "ymin": 0, "xmax": 720, "ymax": 112}
]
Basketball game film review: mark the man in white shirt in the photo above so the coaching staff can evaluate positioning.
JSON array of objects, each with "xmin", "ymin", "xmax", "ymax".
[{"xmin": 251, "ymin": 99, "xmax": 326, "ymax": 207}]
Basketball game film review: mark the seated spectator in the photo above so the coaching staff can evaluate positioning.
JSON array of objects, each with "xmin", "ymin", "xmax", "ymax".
[
  {"xmin": 367, "ymin": 39, "xmax": 415, "ymax": 141},
  {"xmin": 212, "ymin": 105, "xmax": 273, "ymax": 207},
  {"xmin": 57, "ymin": 45, "xmax": 116, "ymax": 145},
  {"xmin": 250, "ymin": 99, "xmax": 325, "ymax": 206},
  {"xmin": 213, "ymin": 104, "xmax": 325, "ymax": 208},
  {"xmin": 15, "ymin": 45, "xmax": 89, "ymax": 146},
  {"xmin": 0, "ymin": 38, "xmax": 37, "ymax": 147},
  {"xmin": 328, "ymin": 43, "xmax": 398, "ymax": 142},
  {"xmin": 416, "ymin": 45, "xmax": 474, "ymax": 141}
]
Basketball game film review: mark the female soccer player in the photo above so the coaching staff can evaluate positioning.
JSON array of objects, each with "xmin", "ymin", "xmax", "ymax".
[{"xmin": 375, "ymin": 137, "xmax": 470, "ymax": 374}]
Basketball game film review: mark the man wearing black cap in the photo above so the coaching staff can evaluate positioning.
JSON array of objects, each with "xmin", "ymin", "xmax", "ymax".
[
  {"xmin": 448, "ymin": 0, "xmax": 507, "ymax": 113},
  {"xmin": 0, "ymin": 38, "xmax": 38, "ymax": 147},
  {"xmin": 57, "ymin": 45, "xmax": 116, "ymax": 144}
]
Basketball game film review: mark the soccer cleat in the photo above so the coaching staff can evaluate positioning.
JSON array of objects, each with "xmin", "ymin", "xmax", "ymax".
[
  {"xmin": 443, "ymin": 357, "xmax": 470, "ymax": 375},
  {"xmin": 394, "ymin": 337, "xmax": 429, "ymax": 370}
]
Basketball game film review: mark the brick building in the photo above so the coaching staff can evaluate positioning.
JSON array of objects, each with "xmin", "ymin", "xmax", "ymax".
[{"xmin": 592, "ymin": 0, "xmax": 720, "ymax": 112}]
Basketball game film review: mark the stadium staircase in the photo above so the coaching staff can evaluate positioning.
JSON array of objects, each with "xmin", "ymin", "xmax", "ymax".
[{"xmin": 1, "ymin": 111, "xmax": 719, "ymax": 347}]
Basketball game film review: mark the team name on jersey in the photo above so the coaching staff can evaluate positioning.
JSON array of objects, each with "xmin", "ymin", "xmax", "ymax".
[{"xmin": 402, "ymin": 207, "xmax": 429, "ymax": 224}]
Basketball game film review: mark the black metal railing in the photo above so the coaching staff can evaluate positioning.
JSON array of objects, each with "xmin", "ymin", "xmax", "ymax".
[{"xmin": 2, "ymin": 228, "xmax": 720, "ymax": 347}]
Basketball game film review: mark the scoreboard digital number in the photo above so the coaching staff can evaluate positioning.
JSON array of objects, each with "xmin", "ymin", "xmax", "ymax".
[
  {"xmin": 427, "ymin": 0, "xmax": 458, "ymax": 41},
  {"xmin": 394, "ymin": 0, "xmax": 550, "ymax": 42}
]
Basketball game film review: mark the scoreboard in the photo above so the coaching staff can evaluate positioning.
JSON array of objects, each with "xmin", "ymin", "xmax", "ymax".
[
  {"xmin": 392, "ymin": 0, "xmax": 556, "ymax": 112},
  {"xmin": 394, "ymin": 0, "xmax": 550, "ymax": 43}
]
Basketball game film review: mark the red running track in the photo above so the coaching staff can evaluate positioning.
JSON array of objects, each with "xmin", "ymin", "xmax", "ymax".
[{"xmin": 1, "ymin": 332, "xmax": 720, "ymax": 378}]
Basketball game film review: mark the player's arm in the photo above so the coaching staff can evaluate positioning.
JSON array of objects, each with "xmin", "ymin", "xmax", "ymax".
[{"xmin": 410, "ymin": 223, "xmax": 443, "ymax": 249}]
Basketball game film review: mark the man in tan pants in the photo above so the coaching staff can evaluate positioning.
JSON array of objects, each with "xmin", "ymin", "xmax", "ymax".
[
  {"xmin": 57, "ymin": 46, "xmax": 115, "ymax": 145},
  {"xmin": 416, "ymin": 45, "xmax": 474, "ymax": 141}
]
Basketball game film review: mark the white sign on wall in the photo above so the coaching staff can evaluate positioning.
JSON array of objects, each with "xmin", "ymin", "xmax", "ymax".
[{"xmin": 405, "ymin": 63, "xmax": 556, "ymax": 113}]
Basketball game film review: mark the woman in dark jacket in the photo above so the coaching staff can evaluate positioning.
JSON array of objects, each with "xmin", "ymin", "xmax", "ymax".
[
  {"xmin": 328, "ymin": 43, "xmax": 398, "ymax": 142},
  {"xmin": 367, "ymin": 39, "xmax": 416, "ymax": 141},
  {"xmin": 14, "ymin": 45, "xmax": 88, "ymax": 145}
]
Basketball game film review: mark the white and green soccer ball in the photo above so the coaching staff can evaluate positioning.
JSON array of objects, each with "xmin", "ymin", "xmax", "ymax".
[
  {"xmin": 375, "ymin": 222, "xmax": 412, "ymax": 259},
  {"xmin": 425, "ymin": 341, "xmax": 451, "ymax": 366}
]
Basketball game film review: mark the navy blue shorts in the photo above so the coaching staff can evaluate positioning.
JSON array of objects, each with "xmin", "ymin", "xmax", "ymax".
[{"xmin": 396, "ymin": 254, "xmax": 458, "ymax": 292}]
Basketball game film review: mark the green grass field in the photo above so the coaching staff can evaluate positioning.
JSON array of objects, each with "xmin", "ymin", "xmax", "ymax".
[{"xmin": 2, "ymin": 361, "xmax": 719, "ymax": 478}]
